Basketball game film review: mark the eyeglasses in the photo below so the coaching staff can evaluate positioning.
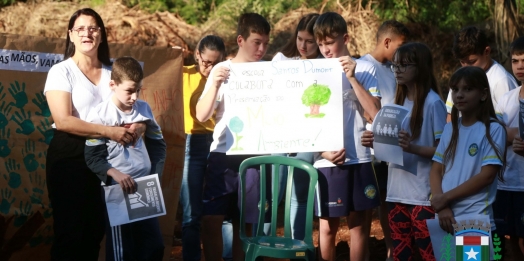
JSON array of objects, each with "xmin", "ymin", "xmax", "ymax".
[
  {"xmin": 199, "ymin": 53, "xmax": 218, "ymax": 68},
  {"xmin": 390, "ymin": 63, "xmax": 417, "ymax": 73},
  {"xmin": 70, "ymin": 26, "xmax": 101, "ymax": 36}
]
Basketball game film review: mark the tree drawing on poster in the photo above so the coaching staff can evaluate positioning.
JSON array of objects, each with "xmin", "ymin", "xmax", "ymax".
[
  {"xmin": 229, "ymin": 116, "xmax": 244, "ymax": 151},
  {"xmin": 0, "ymin": 79, "xmax": 54, "ymax": 259},
  {"xmin": 301, "ymin": 83, "xmax": 331, "ymax": 118}
]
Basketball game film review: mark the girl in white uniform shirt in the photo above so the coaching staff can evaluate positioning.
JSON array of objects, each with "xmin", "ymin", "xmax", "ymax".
[
  {"xmin": 362, "ymin": 43, "xmax": 446, "ymax": 261},
  {"xmin": 430, "ymin": 66, "xmax": 506, "ymax": 242}
]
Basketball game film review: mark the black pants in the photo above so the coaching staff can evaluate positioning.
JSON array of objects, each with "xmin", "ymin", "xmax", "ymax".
[{"xmin": 46, "ymin": 130, "xmax": 105, "ymax": 261}]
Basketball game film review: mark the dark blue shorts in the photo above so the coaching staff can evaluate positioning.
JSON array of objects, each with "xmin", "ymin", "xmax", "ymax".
[
  {"xmin": 493, "ymin": 190, "xmax": 524, "ymax": 237},
  {"xmin": 202, "ymin": 152, "xmax": 270, "ymax": 223},
  {"xmin": 315, "ymin": 163, "xmax": 380, "ymax": 217}
]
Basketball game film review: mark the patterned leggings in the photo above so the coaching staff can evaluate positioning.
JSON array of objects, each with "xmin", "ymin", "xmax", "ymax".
[{"xmin": 388, "ymin": 202, "xmax": 436, "ymax": 261}]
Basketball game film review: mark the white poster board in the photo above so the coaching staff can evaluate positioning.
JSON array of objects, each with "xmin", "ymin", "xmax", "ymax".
[
  {"xmin": 224, "ymin": 58, "xmax": 344, "ymax": 154},
  {"xmin": 372, "ymin": 104, "xmax": 409, "ymax": 165},
  {"xmin": 104, "ymin": 174, "xmax": 166, "ymax": 227}
]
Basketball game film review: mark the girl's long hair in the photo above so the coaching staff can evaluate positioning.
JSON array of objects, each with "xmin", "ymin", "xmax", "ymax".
[
  {"xmin": 445, "ymin": 66, "xmax": 506, "ymax": 180},
  {"xmin": 278, "ymin": 13, "xmax": 319, "ymax": 59},
  {"xmin": 393, "ymin": 42, "xmax": 441, "ymax": 140},
  {"xmin": 64, "ymin": 8, "xmax": 111, "ymax": 66}
]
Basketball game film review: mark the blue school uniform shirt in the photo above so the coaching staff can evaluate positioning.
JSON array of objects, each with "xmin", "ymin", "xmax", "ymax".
[{"xmin": 432, "ymin": 120, "xmax": 505, "ymax": 229}]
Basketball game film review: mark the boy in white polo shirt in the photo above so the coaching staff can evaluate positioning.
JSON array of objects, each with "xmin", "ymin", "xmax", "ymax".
[{"xmin": 493, "ymin": 36, "xmax": 524, "ymax": 261}]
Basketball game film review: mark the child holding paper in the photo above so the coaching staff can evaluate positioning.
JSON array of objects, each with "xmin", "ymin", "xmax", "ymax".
[
  {"xmin": 430, "ymin": 66, "xmax": 506, "ymax": 248},
  {"xmin": 492, "ymin": 36, "xmax": 524, "ymax": 260},
  {"xmin": 312, "ymin": 12, "xmax": 381, "ymax": 261},
  {"xmin": 361, "ymin": 43, "xmax": 446, "ymax": 261},
  {"xmin": 195, "ymin": 13, "xmax": 271, "ymax": 261},
  {"xmin": 84, "ymin": 57, "xmax": 166, "ymax": 261}
]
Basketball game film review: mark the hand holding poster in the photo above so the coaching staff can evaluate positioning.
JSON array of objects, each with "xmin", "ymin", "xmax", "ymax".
[
  {"xmin": 224, "ymin": 58, "xmax": 344, "ymax": 154},
  {"xmin": 104, "ymin": 174, "xmax": 166, "ymax": 227},
  {"xmin": 372, "ymin": 104, "xmax": 409, "ymax": 165}
]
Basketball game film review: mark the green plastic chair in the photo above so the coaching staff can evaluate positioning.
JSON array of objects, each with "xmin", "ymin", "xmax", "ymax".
[{"xmin": 238, "ymin": 155, "xmax": 318, "ymax": 261}]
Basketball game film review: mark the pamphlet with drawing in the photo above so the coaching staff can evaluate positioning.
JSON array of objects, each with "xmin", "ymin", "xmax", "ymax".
[
  {"xmin": 372, "ymin": 104, "xmax": 410, "ymax": 166},
  {"xmin": 104, "ymin": 174, "xmax": 166, "ymax": 226}
]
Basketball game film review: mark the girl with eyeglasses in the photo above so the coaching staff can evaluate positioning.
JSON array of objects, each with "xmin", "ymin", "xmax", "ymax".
[
  {"xmin": 180, "ymin": 35, "xmax": 228, "ymax": 261},
  {"xmin": 361, "ymin": 42, "xmax": 447, "ymax": 261},
  {"xmin": 44, "ymin": 8, "xmax": 144, "ymax": 260}
]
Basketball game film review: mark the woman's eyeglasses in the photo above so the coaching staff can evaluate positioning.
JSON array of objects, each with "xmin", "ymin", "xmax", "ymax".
[
  {"xmin": 70, "ymin": 26, "xmax": 101, "ymax": 36},
  {"xmin": 390, "ymin": 63, "xmax": 416, "ymax": 73},
  {"xmin": 199, "ymin": 53, "xmax": 218, "ymax": 68}
]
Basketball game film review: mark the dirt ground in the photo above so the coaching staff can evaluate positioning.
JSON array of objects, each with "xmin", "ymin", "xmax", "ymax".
[{"xmin": 168, "ymin": 207, "xmax": 519, "ymax": 261}]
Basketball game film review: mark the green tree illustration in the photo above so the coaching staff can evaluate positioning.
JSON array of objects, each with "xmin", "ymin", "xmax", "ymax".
[
  {"xmin": 301, "ymin": 83, "xmax": 331, "ymax": 118},
  {"xmin": 229, "ymin": 116, "xmax": 244, "ymax": 151}
]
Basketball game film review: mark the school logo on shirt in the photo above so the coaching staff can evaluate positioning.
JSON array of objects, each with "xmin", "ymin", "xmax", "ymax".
[
  {"xmin": 468, "ymin": 143, "xmax": 479, "ymax": 156},
  {"xmin": 364, "ymin": 184, "xmax": 377, "ymax": 199}
]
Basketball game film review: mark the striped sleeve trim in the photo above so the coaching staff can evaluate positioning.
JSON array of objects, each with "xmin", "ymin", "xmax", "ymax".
[
  {"xmin": 369, "ymin": 87, "xmax": 381, "ymax": 97},
  {"xmin": 434, "ymin": 131, "xmax": 442, "ymax": 140},
  {"xmin": 86, "ymin": 138, "xmax": 105, "ymax": 146},
  {"xmin": 445, "ymin": 100, "xmax": 453, "ymax": 113},
  {"xmin": 495, "ymin": 112, "xmax": 503, "ymax": 121},
  {"xmin": 432, "ymin": 152, "xmax": 443, "ymax": 163},
  {"xmin": 481, "ymin": 155, "xmax": 503, "ymax": 166}
]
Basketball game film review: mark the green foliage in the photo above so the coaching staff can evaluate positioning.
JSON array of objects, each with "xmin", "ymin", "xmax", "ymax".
[
  {"xmin": 301, "ymin": 84, "xmax": 331, "ymax": 106},
  {"xmin": 440, "ymin": 233, "xmax": 454, "ymax": 261},
  {"xmin": 373, "ymin": 0, "xmax": 491, "ymax": 30}
]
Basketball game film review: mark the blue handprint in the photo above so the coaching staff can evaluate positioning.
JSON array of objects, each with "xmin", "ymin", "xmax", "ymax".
[
  {"xmin": 32, "ymin": 92, "xmax": 50, "ymax": 117},
  {"xmin": 43, "ymin": 208, "xmax": 52, "ymax": 219},
  {"xmin": 22, "ymin": 140, "xmax": 39, "ymax": 172},
  {"xmin": 0, "ymin": 188, "xmax": 15, "ymax": 215},
  {"xmin": 11, "ymin": 108, "xmax": 35, "ymax": 135},
  {"xmin": 4, "ymin": 158, "xmax": 22, "ymax": 189},
  {"xmin": 27, "ymin": 172, "xmax": 45, "ymax": 207},
  {"xmin": 0, "ymin": 128, "xmax": 11, "ymax": 157},
  {"xmin": 8, "ymin": 81, "xmax": 28, "ymax": 109},
  {"xmin": 37, "ymin": 118, "xmax": 53, "ymax": 145},
  {"xmin": 0, "ymin": 100, "xmax": 12, "ymax": 130},
  {"xmin": 14, "ymin": 201, "xmax": 33, "ymax": 227},
  {"xmin": 39, "ymin": 151, "xmax": 46, "ymax": 170}
]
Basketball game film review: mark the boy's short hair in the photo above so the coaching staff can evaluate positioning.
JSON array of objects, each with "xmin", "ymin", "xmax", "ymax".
[
  {"xmin": 452, "ymin": 26, "xmax": 490, "ymax": 59},
  {"xmin": 510, "ymin": 36, "xmax": 524, "ymax": 56},
  {"xmin": 376, "ymin": 20, "xmax": 410, "ymax": 41},
  {"xmin": 111, "ymin": 56, "xmax": 144, "ymax": 84},
  {"xmin": 313, "ymin": 12, "xmax": 348, "ymax": 41},
  {"xmin": 237, "ymin": 13, "xmax": 270, "ymax": 40}
]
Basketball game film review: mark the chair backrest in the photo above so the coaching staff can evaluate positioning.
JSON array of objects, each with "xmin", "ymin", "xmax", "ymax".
[{"xmin": 239, "ymin": 155, "xmax": 318, "ymax": 245}]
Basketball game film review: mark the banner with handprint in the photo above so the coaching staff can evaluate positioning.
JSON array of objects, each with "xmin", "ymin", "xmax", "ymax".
[{"xmin": 0, "ymin": 34, "xmax": 185, "ymax": 260}]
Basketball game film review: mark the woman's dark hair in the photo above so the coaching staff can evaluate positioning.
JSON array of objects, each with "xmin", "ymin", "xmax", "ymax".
[
  {"xmin": 445, "ymin": 66, "xmax": 506, "ymax": 181},
  {"xmin": 64, "ymin": 8, "xmax": 111, "ymax": 66},
  {"xmin": 194, "ymin": 35, "xmax": 226, "ymax": 69},
  {"xmin": 279, "ymin": 13, "xmax": 319, "ymax": 58},
  {"xmin": 393, "ymin": 42, "xmax": 440, "ymax": 140}
]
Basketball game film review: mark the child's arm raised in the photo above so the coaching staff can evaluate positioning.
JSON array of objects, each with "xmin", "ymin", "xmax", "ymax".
[
  {"xmin": 340, "ymin": 56, "xmax": 381, "ymax": 119},
  {"xmin": 196, "ymin": 66, "xmax": 230, "ymax": 122}
]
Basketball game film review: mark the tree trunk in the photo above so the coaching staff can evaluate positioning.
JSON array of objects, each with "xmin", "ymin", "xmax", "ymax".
[{"xmin": 310, "ymin": 104, "xmax": 320, "ymax": 115}]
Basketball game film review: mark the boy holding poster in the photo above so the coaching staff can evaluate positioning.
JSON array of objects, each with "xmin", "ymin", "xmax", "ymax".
[
  {"xmin": 312, "ymin": 12, "xmax": 381, "ymax": 261},
  {"xmin": 196, "ymin": 13, "xmax": 270, "ymax": 261},
  {"xmin": 84, "ymin": 56, "xmax": 166, "ymax": 260},
  {"xmin": 492, "ymin": 36, "xmax": 524, "ymax": 260}
]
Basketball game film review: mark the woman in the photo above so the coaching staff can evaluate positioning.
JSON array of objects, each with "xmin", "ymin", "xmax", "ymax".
[
  {"xmin": 273, "ymin": 13, "xmax": 322, "ymax": 61},
  {"xmin": 44, "ymin": 8, "xmax": 141, "ymax": 260},
  {"xmin": 179, "ymin": 35, "xmax": 227, "ymax": 261},
  {"xmin": 269, "ymin": 13, "xmax": 321, "ymax": 240}
]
